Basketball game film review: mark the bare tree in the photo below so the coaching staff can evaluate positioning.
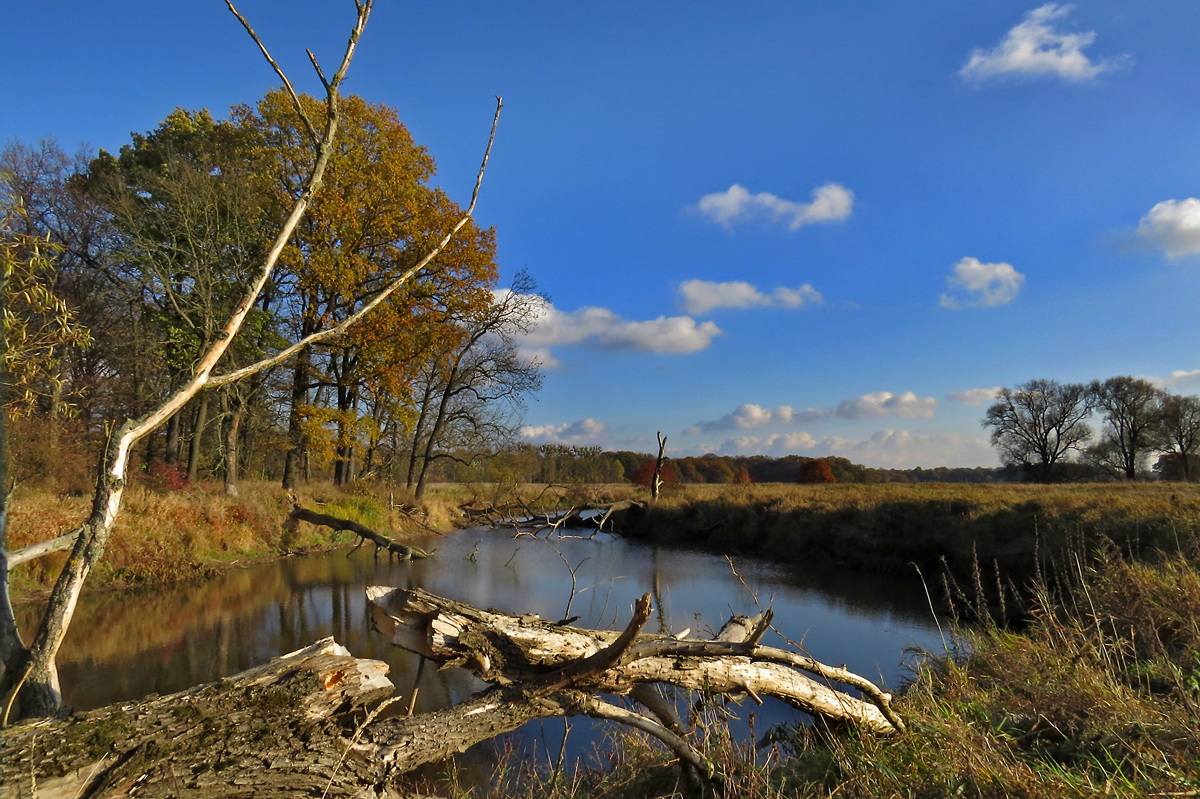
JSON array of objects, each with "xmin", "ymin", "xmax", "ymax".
[
  {"xmin": 0, "ymin": 0, "xmax": 502, "ymax": 721},
  {"xmin": 1086, "ymin": 376, "xmax": 1164, "ymax": 480},
  {"xmin": 1155, "ymin": 393, "xmax": 1200, "ymax": 481},
  {"xmin": 406, "ymin": 273, "xmax": 543, "ymax": 497},
  {"xmin": 983, "ymin": 379, "xmax": 1094, "ymax": 483}
]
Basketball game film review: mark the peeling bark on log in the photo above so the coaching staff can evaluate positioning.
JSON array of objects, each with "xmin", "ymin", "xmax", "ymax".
[
  {"xmin": 367, "ymin": 586, "xmax": 902, "ymax": 735},
  {"xmin": 0, "ymin": 639, "xmax": 397, "ymax": 799},
  {"xmin": 288, "ymin": 502, "xmax": 428, "ymax": 561},
  {"xmin": 2, "ymin": 586, "xmax": 903, "ymax": 798}
]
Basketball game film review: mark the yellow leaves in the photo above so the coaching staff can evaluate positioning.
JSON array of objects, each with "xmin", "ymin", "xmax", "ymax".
[
  {"xmin": 1, "ymin": 204, "xmax": 92, "ymax": 415},
  {"xmin": 296, "ymin": 404, "xmax": 380, "ymax": 469}
]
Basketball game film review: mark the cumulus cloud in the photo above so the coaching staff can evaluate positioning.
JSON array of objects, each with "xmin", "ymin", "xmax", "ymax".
[
  {"xmin": 822, "ymin": 430, "xmax": 998, "ymax": 469},
  {"xmin": 520, "ymin": 418, "xmax": 609, "ymax": 445},
  {"xmin": 1168, "ymin": 369, "xmax": 1200, "ymax": 389},
  {"xmin": 677, "ymin": 280, "xmax": 823, "ymax": 315},
  {"xmin": 515, "ymin": 346, "xmax": 562, "ymax": 371},
  {"xmin": 717, "ymin": 432, "xmax": 819, "ymax": 456},
  {"xmin": 686, "ymin": 403, "xmax": 823, "ymax": 434},
  {"xmin": 711, "ymin": 429, "xmax": 996, "ymax": 467},
  {"xmin": 836, "ymin": 391, "xmax": 938, "ymax": 420},
  {"xmin": 693, "ymin": 183, "xmax": 854, "ymax": 231},
  {"xmin": 1137, "ymin": 198, "xmax": 1200, "ymax": 258},
  {"xmin": 959, "ymin": 4, "xmax": 1128, "ymax": 84},
  {"xmin": 939, "ymin": 257, "xmax": 1025, "ymax": 309},
  {"xmin": 687, "ymin": 391, "xmax": 935, "ymax": 435},
  {"xmin": 947, "ymin": 387, "xmax": 1002, "ymax": 407},
  {"xmin": 510, "ymin": 293, "xmax": 723, "ymax": 361},
  {"xmin": 1142, "ymin": 369, "xmax": 1200, "ymax": 390}
]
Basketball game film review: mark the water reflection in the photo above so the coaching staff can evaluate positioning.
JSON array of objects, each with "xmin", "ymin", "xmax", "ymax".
[{"xmin": 17, "ymin": 528, "xmax": 945, "ymax": 740}]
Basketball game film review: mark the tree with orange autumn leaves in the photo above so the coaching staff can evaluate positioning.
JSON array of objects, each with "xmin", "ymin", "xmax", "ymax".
[
  {"xmin": 241, "ymin": 90, "xmax": 505, "ymax": 488},
  {"xmin": 2, "ymin": 86, "xmax": 530, "ymax": 495}
]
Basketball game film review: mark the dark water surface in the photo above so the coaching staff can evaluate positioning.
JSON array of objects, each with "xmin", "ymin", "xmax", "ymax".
[{"xmin": 17, "ymin": 527, "xmax": 946, "ymax": 755}]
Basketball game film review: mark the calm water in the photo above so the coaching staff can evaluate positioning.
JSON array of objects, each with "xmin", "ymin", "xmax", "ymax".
[{"xmin": 16, "ymin": 527, "xmax": 946, "ymax": 756}]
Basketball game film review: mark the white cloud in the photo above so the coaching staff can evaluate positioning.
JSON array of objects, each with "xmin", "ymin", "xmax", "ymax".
[
  {"xmin": 516, "ymin": 346, "xmax": 562, "ymax": 371},
  {"xmin": 693, "ymin": 183, "xmax": 854, "ymax": 231},
  {"xmin": 717, "ymin": 432, "xmax": 819, "ymax": 456},
  {"xmin": 939, "ymin": 257, "xmax": 1025, "ymax": 309},
  {"xmin": 947, "ymin": 387, "xmax": 1002, "ymax": 407},
  {"xmin": 1168, "ymin": 370, "xmax": 1200, "ymax": 389},
  {"xmin": 1137, "ymin": 198, "xmax": 1200, "ymax": 258},
  {"xmin": 509, "ymin": 293, "xmax": 723, "ymax": 360},
  {"xmin": 677, "ymin": 280, "xmax": 823, "ymax": 315},
  {"xmin": 689, "ymin": 391, "xmax": 936, "ymax": 434},
  {"xmin": 711, "ymin": 429, "xmax": 996, "ymax": 467},
  {"xmin": 687, "ymin": 403, "xmax": 819, "ymax": 434},
  {"xmin": 836, "ymin": 391, "xmax": 938, "ymax": 420},
  {"xmin": 822, "ymin": 430, "xmax": 998, "ymax": 469},
  {"xmin": 520, "ymin": 418, "xmax": 609, "ymax": 445},
  {"xmin": 1142, "ymin": 369, "xmax": 1200, "ymax": 391},
  {"xmin": 959, "ymin": 4, "xmax": 1128, "ymax": 85}
]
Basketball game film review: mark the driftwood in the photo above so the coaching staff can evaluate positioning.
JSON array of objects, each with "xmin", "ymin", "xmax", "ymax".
[
  {"xmin": 467, "ymin": 498, "xmax": 643, "ymax": 538},
  {"xmin": 288, "ymin": 502, "xmax": 428, "ymax": 561},
  {"xmin": 367, "ymin": 586, "xmax": 904, "ymax": 735},
  {"xmin": 1, "ymin": 588, "xmax": 904, "ymax": 797}
]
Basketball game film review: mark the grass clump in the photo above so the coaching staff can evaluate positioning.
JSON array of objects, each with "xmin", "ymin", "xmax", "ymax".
[{"xmin": 778, "ymin": 547, "xmax": 1200, "ymax": 798}]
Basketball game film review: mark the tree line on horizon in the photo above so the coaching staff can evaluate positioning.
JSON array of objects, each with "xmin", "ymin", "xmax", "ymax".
[
  {"xmin": 429, "ymin": 445, "xmax": 1016, "ymax": 487},
  {"xmin": 2, "ymin": 94, "xmax": 542, "ymax": 499},
  {"xmin": 983, "ymin": 376, "xmax": 1200, "ymax": 483}
]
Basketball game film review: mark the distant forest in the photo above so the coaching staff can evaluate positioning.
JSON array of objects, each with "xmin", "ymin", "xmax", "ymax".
[{"xmin": 436, "ymin": 445, "xmax": 1017, "ymax": 486}]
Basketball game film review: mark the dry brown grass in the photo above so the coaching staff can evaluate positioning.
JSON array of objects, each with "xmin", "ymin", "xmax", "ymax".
[{"xmin": 5, "ymin": 480, "xmax": 455, "ymax": 600}]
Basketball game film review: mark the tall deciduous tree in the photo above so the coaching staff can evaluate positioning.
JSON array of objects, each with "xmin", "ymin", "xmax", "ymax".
[
  {"xmin": 797, "ymin": 458, "xmax": 837, "ymax": 484},
  {"xmin": 83, "ymin": 109, "xmax": 278, "ymax": 470},
  {"xmin": 983, "ymin": 379, "xmax": 1094, "ymax": 482},
  {"xmin": 1086, "ymin": 376, "xmax": 1164, "ymax": 480},
  {"xmin": 0, "ymin": 0, "xmax": 503, "ymax": 721},
  {"xmin": 240, "ymin": 90, "xmax": 498, "ymax": 487},
  {"xmin": 1155, "ymin": 393, "xmax": 1200, "ymax": 482},
  {"xmin": 406, "ymin": 274, "xmax": 543, "ymax": 498}
]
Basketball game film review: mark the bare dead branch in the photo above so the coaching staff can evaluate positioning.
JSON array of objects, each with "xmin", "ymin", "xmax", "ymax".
[
  {"xmin": 5, "ymin": 528, "xmax": 82, "ymax": 567},
  {"xmin": 306, "ymin": 48, "xmax": 330, "ymax": 91},
  {"xmin": 224, "ymin": 0, "xmax": 321, "ymax": 147},
  {"xmin": 566, "ymin": 692, "xmax": 716, "ymax": 781}
]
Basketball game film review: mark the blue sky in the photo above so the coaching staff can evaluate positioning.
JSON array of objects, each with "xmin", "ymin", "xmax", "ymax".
[{"xmin": 6, "ymin": 1, "xmax": 1200, "ymax": 467}]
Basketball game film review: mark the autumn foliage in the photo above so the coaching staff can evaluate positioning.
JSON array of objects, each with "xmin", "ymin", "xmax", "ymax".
[
  {"xmin": 796, "ymin": 458, "xmax": 837, "ymax": 484},
  {"xmin": 631, "ymin": 460, "xmax": 679, "ymax": 488}
]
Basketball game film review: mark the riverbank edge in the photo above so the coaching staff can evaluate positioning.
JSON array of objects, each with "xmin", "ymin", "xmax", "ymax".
[
  {"xmin": 11, "ymin": 481, "xmax": 1200, "ymax": 606},
  {"xmin": 609, "ymin": 482, "xmax": 1200, "ymax": 597},
  {"xmin": 4, "ymin": 480, "xmax": 476, "ymax": 604}
]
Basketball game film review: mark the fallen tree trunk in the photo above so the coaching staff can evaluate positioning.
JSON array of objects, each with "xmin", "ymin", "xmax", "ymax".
[
  {"xmin": 367, "ymin": 586, "xmax": 903, "ymax": 735},
  {"xmin": 0, "ymin": 639, "xmax": 396, "ymax": 799},
  {"xmin": 288, "ymin": 502, "xmax": 428, "ymax": 561},
  {"xmin": 2, "ymin": 587, "xmax": 904, "ymax": 797}
]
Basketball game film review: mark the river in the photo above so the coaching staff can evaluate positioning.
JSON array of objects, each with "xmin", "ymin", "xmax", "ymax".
[{"xmin": 16, "ymin": 526, "xmax": 946, "ymax": 763}]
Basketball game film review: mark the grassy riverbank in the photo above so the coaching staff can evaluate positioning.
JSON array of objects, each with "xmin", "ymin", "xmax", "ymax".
[
  {"xmin": 435, "ymin": 543, "xmax": 1200, "ymax": 799},
  {"xmin": 614, "ymin": 482, "xmax": 1200, "ymax": 606},
  {"xmin": 4, "ymin": 480, "xmax": 463, "ymax": 600},
  {"xmin": 11, "ymin": 479, "xmax": 1200, "ymax": 796}
]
